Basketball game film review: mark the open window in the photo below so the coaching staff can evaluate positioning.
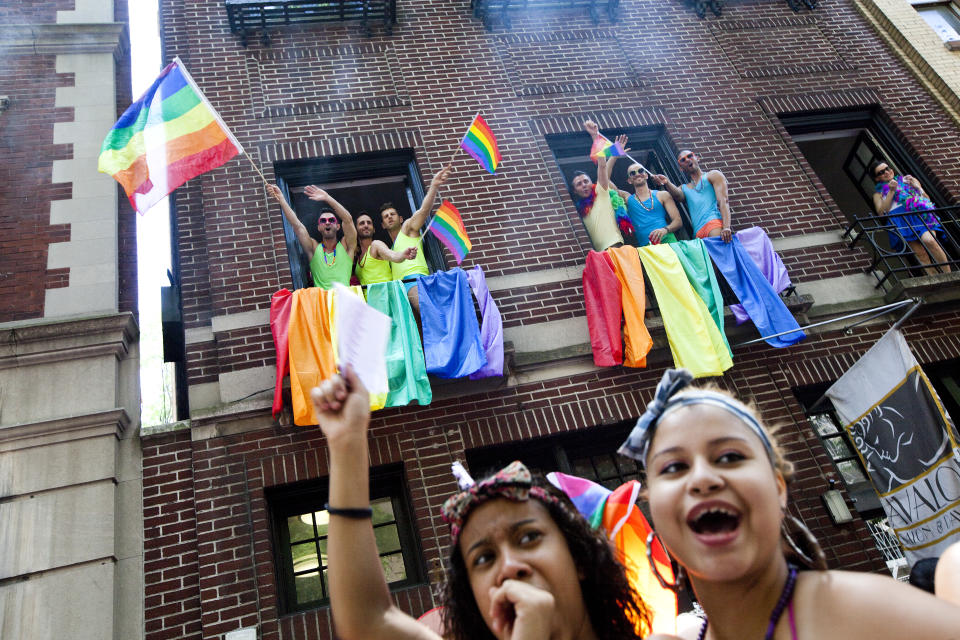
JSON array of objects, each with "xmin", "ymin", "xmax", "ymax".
[
  {"xmin": 274, "ymin": 150, "xmax": 447, "ymax": 290},
  {"xmin": 545, "ymin": 125, "xmax": 691, "ymax": 246},
  {"xmin": 267, "ymin": 464, "xmax": 425, "ymax": 614}
]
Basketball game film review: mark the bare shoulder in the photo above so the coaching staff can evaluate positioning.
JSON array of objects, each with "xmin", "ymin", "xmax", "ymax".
[
  {"xmin": 795, "ymin": 570, "xmax": 960, "ymax": 639},
  {"xmin": 706, "ymin": 169, "xmax": 726, "ymax": 184}
]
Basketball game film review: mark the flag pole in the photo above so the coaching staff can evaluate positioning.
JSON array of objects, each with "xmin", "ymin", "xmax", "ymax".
[
  {"xmin": 449, "ymin": 112, "xmax": 479, "ymax": 166},
  {"xmin": 244, "ymin": 152, "xmax": 270, "ymax": 187},
  {"xmin": 598, "ymin": 132, "xmax": 649, "ymax": 173}
]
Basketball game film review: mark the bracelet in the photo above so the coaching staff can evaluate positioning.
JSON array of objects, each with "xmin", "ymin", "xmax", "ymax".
[{"xmin": 324, "ymin": 503, "xmax": 373, "ymax": 519}]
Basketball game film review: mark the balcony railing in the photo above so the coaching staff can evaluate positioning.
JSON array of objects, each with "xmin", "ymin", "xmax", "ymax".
[
  {"xmin": 686, "ymin": 0, "xmax": 818, "ymax": 18},
  {"xmin": 225, "ymin": 0, "xmax": 397, "ymax": 45},
  {"xmin": 844, "ymin": 204, "xmax": 960, "ymax": 301},
  {"xmin": 470, "ymin": 0, "xmax": 619, "ymax": 30}
]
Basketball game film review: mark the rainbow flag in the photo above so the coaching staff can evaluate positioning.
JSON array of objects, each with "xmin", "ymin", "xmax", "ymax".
[
  {"xmin": 427, "ymin": 200, "xmax": 471, "ymax": 264},
  {"xmin": 98, "ymin": 57, "xmax": 242, "ymax": 214},
  {"xmin": 548, "ymin": 472, "xmax": 678, "ymax": 635},
  {"xmin": 459, "ymin": 114, "xmax": 501, "ymax": 174},
  {"xmin": 590, "ymin": 136, "xmax": 626, "ymax": 161}
]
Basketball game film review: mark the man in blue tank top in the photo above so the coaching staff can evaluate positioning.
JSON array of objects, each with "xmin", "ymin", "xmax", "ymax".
[
  {"xmin": 624, "ymin": 163, "xmax": 682, "ymax": 247},
  {"xmin": 654, "ymin": 150, "xmax": 733, "ymax": 242}
]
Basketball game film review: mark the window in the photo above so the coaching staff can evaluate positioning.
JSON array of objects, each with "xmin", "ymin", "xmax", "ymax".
[
  {"xmin": 267, "ymin": 464, "xmax": 424, "ymax": 613},
  {"xmin": 911, "ymin": 1, "xmax": 960, "ymax": 48},
  {"xmin": 465, "ymin": 420, "xmax": 641, "ymax": 489},
  {"xmin": 545, "ymin": 125, "xmax": 692, "ymax": 246},
  {"xmin": 274, "ymin": 150, "xmax": 447, "ymax": 290}
]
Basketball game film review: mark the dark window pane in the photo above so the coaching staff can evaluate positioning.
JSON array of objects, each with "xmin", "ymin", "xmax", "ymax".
[
  {"xmin": 810, "ymin": 414, "xmax": 839, "ymax": 436},
  {"xmin": 572, "ymin": 458, "xmax": 596, "ymax": 481},
  {"xmin": 371, "ymin": 497, "xmax": 395, "ymax": 525},
  {"xmin": 295, "ymin": 572, "xmax": 324, "ymax": 604},
  {"xmin": 595, "ymin": 456, "xmax": 618, "ymax": 480},
  {"xmin": 374, "ymin": 524, "xmax": 402, "ymax": 553},
  {"xmin": 381, "ymin": 553, "xmax": 407, "ymax": 582},
  {"xmin": 837, "ymin": 460, "xmax": 868, "ymax": 485},
  {"xmin": 287, "ymin": 514, "xmax": 314, "ymax": 543}
]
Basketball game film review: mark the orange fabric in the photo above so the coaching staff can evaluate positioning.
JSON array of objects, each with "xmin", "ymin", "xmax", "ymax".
[
  {"xmin": 288, "ymin": 287, "xmax": 336, "ymax": 426},
  {"xmin": 695, "ymin": 218, "xmax": 723, "ymax": 238},
  {"xmin": 606, "ymin": 246, "xmax": 652, "ymax": 368}
]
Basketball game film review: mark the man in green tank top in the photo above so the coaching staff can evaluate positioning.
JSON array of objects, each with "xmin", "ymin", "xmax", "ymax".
[
  {"xmin": 380, "ymin": 164, "xmax": 452, "ymax": 313},
  {"xmin": 267, "ymin": 183, "xmax": 357, "ymax": 289},
  {"xmin": 354, "ymin": 212, "xmax": 418, "ymax": 286}
]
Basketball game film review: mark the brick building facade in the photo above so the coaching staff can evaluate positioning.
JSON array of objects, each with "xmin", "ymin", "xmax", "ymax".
[
  {"xmin": 145, "ymin": 0, "xmax": 960, "ymax": 638},
  {"xmin": 0, "ymin": 2, "xmax": 140, "ymax": 639}
]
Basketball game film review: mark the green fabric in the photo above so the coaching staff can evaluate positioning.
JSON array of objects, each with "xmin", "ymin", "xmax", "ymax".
[
  {"xmin": 660, "ymin": 232, "xmax": 679, "ymax": 245},
  {"xmin": 365, "ymin": 280, "xmax": 432, "ymax": 407},
  {"xmin": 310, "ymin": 241, "xmax": 352, "ymax": 289},
  {"xmin": 390, "ymin": 233, "xmax": 429, "ymax": 280},
  {"xmin": 637, "ymin": 245, "xmax": 732, "ymax": 378},
  {"xmin": 670, "ymin": 239, "xmax": 731, "ymax": 357}
]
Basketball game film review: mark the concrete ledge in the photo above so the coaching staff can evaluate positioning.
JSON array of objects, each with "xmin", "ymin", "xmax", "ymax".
[
  {"xmin": 0, "ymin": 313, "xmax": 137, "ymax": 368},
  {"xmin": 0, "ymin": 23, "xmax": 127, "ymax": 57},
  {"xmin": 0, "ymin": 408, "xmax": 130, "ymax": 453}
]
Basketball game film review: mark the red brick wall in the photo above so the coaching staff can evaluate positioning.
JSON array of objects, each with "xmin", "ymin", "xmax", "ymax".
[
  {"xmin": 0, "ymin": 0, "xmax": 75, "ymax": 23},
  {"xmin": 0, "ymin": 54, "xmax": 75, "ymax": 322}
]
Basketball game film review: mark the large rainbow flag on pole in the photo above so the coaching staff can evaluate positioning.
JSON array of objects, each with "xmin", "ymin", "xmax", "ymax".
[
  {"xmin": 459, "ymin": 114, "xmax": 501, "ymax": 174},
  {"xmin": 426, "ymin": 200, "xmax": 472, "ymax": 264},
  {"xmin": 98, "ymin": 57, "xmax": 243, "ymax": 214}
]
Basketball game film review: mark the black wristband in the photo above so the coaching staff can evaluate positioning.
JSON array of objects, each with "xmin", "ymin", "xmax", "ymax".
[{"xmin": 324, "ymin": 503, "xmax": 373, "ymax": 519}]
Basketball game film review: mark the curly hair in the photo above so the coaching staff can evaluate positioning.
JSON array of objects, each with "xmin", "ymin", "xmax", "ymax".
[{"xmin": 440, "ymin": 479, "xmax": 651, "ymax": 640}]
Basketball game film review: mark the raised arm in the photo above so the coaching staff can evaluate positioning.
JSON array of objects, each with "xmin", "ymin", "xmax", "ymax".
[
  {"xmin": 708, "ymin": 170, "xmax": 732, "ymax": 242},
  {"xmin": 649, "ymin": 191, "xmax": 683, "ymax": 245},
  {"xmin": 653, "ymin": 174, "xmax": 685, "ymax": 202},
  {"xmin": 267, "ymin": 184, "xmax": 317, "ymax": 256},
  {"xmin": 305, "ymin": 186, "xmax": 357, "ymax": 254},
  {"xmin": 598, "ymin": 134, "xmax": 628, "ymax": 191},
  {"xmin": 369, "ymin": 239, "xmax": 417, "ymax": 264},
  {"xmin": 404, "ymin": 164, "xmax": 452, "ymax": 236},
  {"xmin": 311, "ymin": 368, "xmax": 441, "ymax": 640}
]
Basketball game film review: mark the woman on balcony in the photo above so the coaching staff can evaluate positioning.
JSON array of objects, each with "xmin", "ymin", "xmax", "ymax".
[
  {"xmin": 870, "ymin": 161, "xmax": 951, "ymax": 276},
  {"xmin": 619, "ymin": 369, "xmax": 960, "ymax": 640}
]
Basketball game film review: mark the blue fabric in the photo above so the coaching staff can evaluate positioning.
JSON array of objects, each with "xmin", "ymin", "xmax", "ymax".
[
  {"xmin": 626, "ymin": 191, "xmax": 670, "ymax": 247},
  {"xmin": 681, "ymin": 175, "xmax": 721, "ymax": 234},
  {"xmin": 418, "ymin": 268, "xmax": 487, "ymax": 378},
  {"xmin": 702, "ymin": 237, "xmax": 806, "ymax": 348}
]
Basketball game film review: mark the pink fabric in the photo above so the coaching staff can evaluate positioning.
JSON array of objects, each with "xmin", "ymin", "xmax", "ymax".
[{"xmin": 583, "ymin": 250, "xmax": 623, "ymax": 366}]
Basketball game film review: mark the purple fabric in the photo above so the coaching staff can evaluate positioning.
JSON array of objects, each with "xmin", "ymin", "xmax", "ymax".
[
  {"xmin": 466, "ymin": 266, "xmax": 505, "ymax": 379},
  {"xmin": 729, "ymin": 227, "xmax": 792, "ymax": 324}
]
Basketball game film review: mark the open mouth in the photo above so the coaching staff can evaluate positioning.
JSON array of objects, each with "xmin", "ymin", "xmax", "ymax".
[{"xmin": 687, "ymin": 505, "xmax": 741, "ymax": 536}]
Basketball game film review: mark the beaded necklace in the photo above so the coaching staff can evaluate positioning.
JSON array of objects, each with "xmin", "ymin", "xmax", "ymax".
[
  {"xmin": 635, "ymin": 191, "xmax": 655, "ymax": 212},
  {"xmin": 321, "ymin": 244, "xmax": 337, "ymax": 266},
  {"xmin": 696, "ymin": 565, "xmax": 798, "ymax": 640},
  {"xmin": 689, "ymin": 173, "xmax": 706, "ymax": 193}
]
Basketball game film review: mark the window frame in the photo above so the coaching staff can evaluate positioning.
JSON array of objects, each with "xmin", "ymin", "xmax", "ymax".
[
  {"xmin": 910, "ymin": 0, "xmax": 960, "ymax": 48},
  {"xmin": 274, "ymin": 149, "xmax": 448, "ymax": 290},
  {"xmin": 267, "ymin": 463, "xmax": 425, "ymax": 614}
]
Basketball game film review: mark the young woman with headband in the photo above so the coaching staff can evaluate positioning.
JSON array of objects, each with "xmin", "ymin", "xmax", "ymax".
[{"xmin": 619, "ymin": 369, "xmax": 960, "ymax": 640}]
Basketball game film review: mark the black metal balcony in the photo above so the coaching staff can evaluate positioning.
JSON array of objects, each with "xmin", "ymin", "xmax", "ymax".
[
  {"xmin": 686, "ymin": 0, "xmax": 817, "ymax": 18},
  {"xmin": 470, "ymin": 0, "xmax": 619, "ymax": 30},
  {"xmin": 844, "ymin": 205, "xmax": 960, "ymax": 302},
  {"xmin": 225, "ymin": 0, "xmax": 397, "ymax": 45}
]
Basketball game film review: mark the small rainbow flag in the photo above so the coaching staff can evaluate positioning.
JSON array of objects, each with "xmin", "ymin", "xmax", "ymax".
[
  {"xmin": 459, "ymin": 114, "xmax": 501, "ymax": 174},
  {"xmin": 98, "ymin": 57, "xmax": 242, "ymax": 214},
  {"xmin": 590, "ymin": 136, "xmax": 626, "ymax": 161},
  {"xmin": 428, "ymin": 200, "xmax": 472, "ymax": 264}
]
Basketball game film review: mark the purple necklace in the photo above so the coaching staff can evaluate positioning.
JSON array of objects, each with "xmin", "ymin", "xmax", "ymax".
[{"xmin": 696, "ymin": 565, "xmax": 798, "ymax": 640}]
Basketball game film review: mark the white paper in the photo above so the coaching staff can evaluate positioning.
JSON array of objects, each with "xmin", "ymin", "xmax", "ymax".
[{"xmin": 333, "ymin": 283, "xmax": 390, "ymax": 395}]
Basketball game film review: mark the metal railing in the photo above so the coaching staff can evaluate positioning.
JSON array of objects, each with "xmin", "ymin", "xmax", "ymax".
[
  {"xmin": 843, "ymin": 204, "xmax": 960, "ymax": 292},
  {"xmin": 470, "ymin": 0, "xmax": 619, "ymax": 29},
  {"xmin": 225, "ymin": 0, "xmax": 397, "ymax": 44},
  {"xmin": 865, "ymin": 516, "xmax": 909, "ymax": 580}
]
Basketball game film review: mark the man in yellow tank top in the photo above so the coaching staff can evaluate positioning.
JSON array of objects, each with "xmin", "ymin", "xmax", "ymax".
[
  {"xmin": 354, "ymin": 212, "xmax": 418, "ymax": 286},
  {"xmin": 380, "ymin": 164, "xmax": 452, "ymax": 313},
  {"xmin": 267, "ymin": 184, "xmax": 357, "ymax": 289}
]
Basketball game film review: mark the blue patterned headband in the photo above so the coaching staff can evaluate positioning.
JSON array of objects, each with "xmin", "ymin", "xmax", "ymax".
[{"xmin": 618, "ymin": 369, "xmax": 774, "ymax": 468}]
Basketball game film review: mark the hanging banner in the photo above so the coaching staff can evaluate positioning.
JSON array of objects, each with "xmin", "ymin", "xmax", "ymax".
[{"xmin": 825, "ymin": 328, "xmax": 960, "ymax": 565}]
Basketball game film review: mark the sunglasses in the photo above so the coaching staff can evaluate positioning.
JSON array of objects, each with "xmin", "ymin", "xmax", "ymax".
[
  {"xmin": 679, "ymin": 154, "xmax": 695, "ymax": 163},
  {"xmin": 319, "ymin": 216, "xmax": 337, "ymax": 224},
  {"xmin": 874, "ymin": 166, "xmax": 892, "ymax": 178},
  {"xmin": 628, "ymin": 168, "xmax": 647, "ymax": 176}
]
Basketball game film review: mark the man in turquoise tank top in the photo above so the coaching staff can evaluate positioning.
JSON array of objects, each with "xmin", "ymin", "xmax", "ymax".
[
  {"xmin": 624, "ymin": 163, "xmax": 683, "ymax": 247},
  {"xmin": 654, "ymin": 150, "xmax": 733, "ymax": 243},
  {"xmin": 267, "ymin": 183, "xmax": 357, "ymax": 289},
  {"xmin": 381, "ymin": 164, "xmax": 452, "ymax": 314}
]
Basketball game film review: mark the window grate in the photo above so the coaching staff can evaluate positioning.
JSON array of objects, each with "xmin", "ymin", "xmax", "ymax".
[
  {"xmin": 225, "ymin": 0, "xmax": 397, "ymax": 45},
  {"xmin": 469, "ymin": 0, "xmax": 620, "ymax": 30}
]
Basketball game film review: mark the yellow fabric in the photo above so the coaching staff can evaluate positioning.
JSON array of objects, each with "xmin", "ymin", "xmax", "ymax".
[
  {"xmin": 582, "ymin": 184, "xmax": 624, "ymax": 251},
  {"xmin": 605, "ymin": 246, "xmax": 652, "ymax": 368},
  {"xmin": 637, "ymin": 245, "xmax": 732, "ymax": 378},
  {"xmin": 288, "ymin": 288, "xmax": 337, "ymax": 426},
  {"xmin": 327, "ymin": 286, "xmax": 386, "ymax": 411}
]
